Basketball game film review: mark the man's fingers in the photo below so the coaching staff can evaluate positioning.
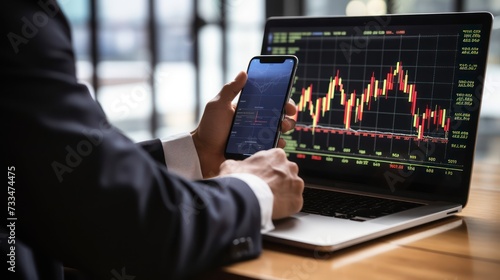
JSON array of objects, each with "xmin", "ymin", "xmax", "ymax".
[
  {"xmin": 284, "ymin": 99, "xmax": 297, "ymax": 117},
  {"xmin": 281, "ymin": 117, "xmax": 296, "ymax": 132},
  {"xmin": 218, "ymin": 71, "xmax": 248, "ymax": 103},
  {"xmin": 277, "ymin": 138, "xmax": 286, "ymax": 148}
]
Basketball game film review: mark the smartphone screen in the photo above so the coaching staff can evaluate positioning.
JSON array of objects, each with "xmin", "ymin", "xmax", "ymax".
[{"xmin": 225, "ymin": 55, "xmax": 298, "ymax": 159}]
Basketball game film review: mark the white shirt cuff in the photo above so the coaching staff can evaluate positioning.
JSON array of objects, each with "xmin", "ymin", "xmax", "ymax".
[
  {"xmin": 224, "ymin": 173, "xmax": 275, "ymax": 233},
  {"xmin": 161, "ymin": 132, "xmax": 203, "ymax": 180}
]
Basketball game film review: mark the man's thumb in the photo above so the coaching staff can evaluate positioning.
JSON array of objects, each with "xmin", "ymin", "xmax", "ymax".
[{"xmin": 219, "ymin": 71, "xmax": 247, "ymax": 102}]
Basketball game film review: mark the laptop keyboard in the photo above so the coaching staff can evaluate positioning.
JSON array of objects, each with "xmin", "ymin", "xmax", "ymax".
[{"xmin": 301, "ymin": 188, "xmax": 423, "ymax": 222}]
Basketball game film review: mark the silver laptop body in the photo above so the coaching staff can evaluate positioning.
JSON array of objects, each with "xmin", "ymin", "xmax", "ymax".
[{"xmin": 261, "ymin": 12, "xmax": 493, "ymax": 251}]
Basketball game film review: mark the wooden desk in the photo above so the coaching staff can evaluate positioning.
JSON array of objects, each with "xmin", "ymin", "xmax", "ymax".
[{"xmin": 217, "ymin": 162, "xmax": 500, "ymax": 279}]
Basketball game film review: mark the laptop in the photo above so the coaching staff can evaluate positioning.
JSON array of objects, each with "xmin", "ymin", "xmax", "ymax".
[{"xmin": 260, "ymin": 12, "xmax": 493, "ymax": 251}]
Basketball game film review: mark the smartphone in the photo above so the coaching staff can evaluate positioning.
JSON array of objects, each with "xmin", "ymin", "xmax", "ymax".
[{"xmin": 225, "ymin": 55, "xmax": 298, "ymax": 160}]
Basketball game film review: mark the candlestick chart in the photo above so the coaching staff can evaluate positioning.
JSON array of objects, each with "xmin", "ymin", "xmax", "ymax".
[
  {"xmin": 295, "ymin": 61, "xmax": 451, "ymax": 142},
  {"xmin": 264, "ymin": 26, "xmax": 483, "ymax": 171}
]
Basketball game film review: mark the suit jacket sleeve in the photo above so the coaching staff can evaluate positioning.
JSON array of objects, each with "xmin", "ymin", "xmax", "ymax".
[
  {"xmin": 137, "ymin": 139, "xmax": 167, "ymax": 166},
  {"xmin": 2, "ymin": 1, "xmax": 261, "ymax": 279}
]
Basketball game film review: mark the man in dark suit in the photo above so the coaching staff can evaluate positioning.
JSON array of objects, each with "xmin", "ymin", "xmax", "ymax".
[{"xmin": 2, "ymin": 1, "xmax": 304, "ymax": 279}]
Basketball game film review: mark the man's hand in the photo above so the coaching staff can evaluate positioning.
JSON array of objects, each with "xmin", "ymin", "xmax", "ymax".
[
  {"xmin": 192, "ymin": 71, "xmax": 297, "ymax": 178},
  {"xmin": 220, "ymin": 149, "xmax": 304, "ymax": 220}
]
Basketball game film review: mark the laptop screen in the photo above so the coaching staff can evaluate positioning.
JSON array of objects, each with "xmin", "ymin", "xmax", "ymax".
[{"xmin": 261, "ymin": 13, "xmax": 493, "ymax": 205}]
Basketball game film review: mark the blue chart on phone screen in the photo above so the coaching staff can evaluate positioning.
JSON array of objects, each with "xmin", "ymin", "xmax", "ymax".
[{"xmin": 227, "ymin": 60, "xmax": 295, "ymax": 155}]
